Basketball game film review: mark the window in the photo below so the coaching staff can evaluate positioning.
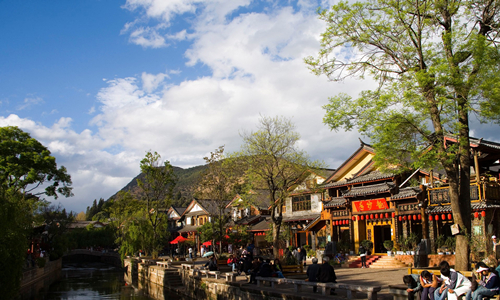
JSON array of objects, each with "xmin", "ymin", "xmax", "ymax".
[{"xmin": 292, "ymin": 195, "xmax": 311, "ymax": 211}]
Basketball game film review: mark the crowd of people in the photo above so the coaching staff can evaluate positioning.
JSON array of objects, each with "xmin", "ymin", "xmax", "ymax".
[{"xmin": 404, "ymin": 261, "xmax": 500, "ymax": 300}]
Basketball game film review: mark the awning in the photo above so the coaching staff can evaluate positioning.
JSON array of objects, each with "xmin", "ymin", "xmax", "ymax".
[{"xmin": 170, "ymin": 235, "xmax": 187, "ymax": 244}]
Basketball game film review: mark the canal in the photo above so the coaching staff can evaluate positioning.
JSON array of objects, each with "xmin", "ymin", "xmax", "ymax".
[{"xmin": 33, "ymin": 262, "xmax": 185, "ymax": 300}]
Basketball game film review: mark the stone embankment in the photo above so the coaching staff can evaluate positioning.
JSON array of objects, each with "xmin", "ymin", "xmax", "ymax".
[
  {"xmin": 20, "ymin": 258, "xmax": 62, "ymax": 299},
  {"xmin": 124, "ymin": 257, "xmax": 406, "ymax": 300}
]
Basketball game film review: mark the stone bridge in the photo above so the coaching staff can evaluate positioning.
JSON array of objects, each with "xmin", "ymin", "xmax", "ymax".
[{"xmin": 63, "ymin": 249, "xmax": 122, "ymax": 267}]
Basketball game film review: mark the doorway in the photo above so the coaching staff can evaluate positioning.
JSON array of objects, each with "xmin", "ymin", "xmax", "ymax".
[{"xmin": 374, "ymin": 225, "xmax": 392, "ymax": 253}]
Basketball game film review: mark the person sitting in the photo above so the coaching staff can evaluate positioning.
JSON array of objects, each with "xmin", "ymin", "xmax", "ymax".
[
  {"xmin": 307, "ymin": 257, "xmax": 321, "ymax": 293},
  {"xmin": 404, "ymin": 274, "xmax": 423, "ymax": 300},
  {"xmin": 467, "ymin": 263, "xmax": 500, "ymax": 300},
  {"xmin": 272, "ymin": 258, "xmax": 285, "ymax": 278},
  {"xmin": 317, "ymin": 256, "xmax": 337, "ymax": 295},
  {"xmin": 420, "ymin": 270, "xmax": 441, "ymax": 300},
  {"xmin": 204, "ymin": 256, "xmax": 219, "ymax": 271},
  {"xmin": 258, "ymin": 259, "xmax": 274, "ymax": 278},
  {"xmin": 248, "ymin": 257, "xmax": 263, "ymax": 284},
  {"xmin": 435, "ymin": 261, "xmax": 471, "ymax": 300},
  {"xmin": 227, "ymin": 254, "xmax": 237, "ymax": 272}
]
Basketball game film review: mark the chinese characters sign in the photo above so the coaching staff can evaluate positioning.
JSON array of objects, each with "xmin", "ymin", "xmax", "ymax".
[{"xmin": 353, "ymin": 199, "xmax": 388, "ymax": 212}]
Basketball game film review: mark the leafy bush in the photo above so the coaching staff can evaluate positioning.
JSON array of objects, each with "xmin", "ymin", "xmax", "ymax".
[
  {"xmin": 307, "ymin": 249, "xmax": 315, "ymax": 257},
  {"xmin": 283, "ymin": 255, "xmax": 298, "ymax": 265},
  {"xmin": 36, "ymin": 257, "xmax": 46, "ymax": 268},
  {"xmin": 383, "ymin": 240, "xmax": 394, "ymax": 251},
  {"xmin": 360, "ymin": 240, "xmax": 373, "ymax": 252},
  {"xmin": 436, "ymin": 235, "xmax": 446, "ymax": 251}
]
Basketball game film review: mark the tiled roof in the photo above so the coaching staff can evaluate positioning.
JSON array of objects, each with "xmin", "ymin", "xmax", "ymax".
[
  {"xmin": 235, "ymin": 215, "xmax": 263, "ymax": 225},
  {"xmin": 343, "ymin": 182, "xmax": 396, "ymax": 197},
  {"xmin": 391, "ymin": 187, "xmax": 422, "ymax": 200},
  {"xmin": 249, "ymin": 218, "xmax": 271, "ymax": 231},
  {"xmin": 304, "ymin": 215, "xmax": 322, "ymax": 230},
  {"xmin": 322, "ymin": 170, "xmax": 396, "ymax": 188},
  {"xmin": 324, "ymin": 197, "xmax": 347, "ymax": 208},
  {"xmin": 426, "ymin": 202, "xmax": 500, "ymax": 213},
  {"xmin": 177, "ymin": 225, "xmax": 199, "ymax": 233},
  {"xmin": 282, "ymin": 214, "xmax": 320, "ymax": 223},
  {"xmin": 197, "ymin": 199, "xmax": 231, "ymax": 215},
  {"xmin": 174, "ymin": 207, "xmax": 187, "ymax": 216}
]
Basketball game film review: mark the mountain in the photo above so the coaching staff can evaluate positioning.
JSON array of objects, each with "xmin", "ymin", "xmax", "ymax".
[{"xmin": 112, "ymin": 164, "xmax": 208, "ymax": 207}]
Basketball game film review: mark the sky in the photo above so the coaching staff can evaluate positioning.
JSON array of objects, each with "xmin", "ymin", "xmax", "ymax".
[{"xmin": 1, "ymin": 0, "xmax": 499, "ymax": 213}]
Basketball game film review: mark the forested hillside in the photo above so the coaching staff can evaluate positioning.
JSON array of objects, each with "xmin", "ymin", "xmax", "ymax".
[{"xmin": 114, "ymin": 164, "xmax": 208, "ymax": 207}]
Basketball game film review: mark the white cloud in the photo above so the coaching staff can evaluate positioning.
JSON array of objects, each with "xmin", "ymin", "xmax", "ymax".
[
  {"xmin": 141, "ymin": 71, "xmax": 169, "ymax": 93},
  {"xmin": 0, "ymin": 1, "xmax": 377, "ymax": 213},
  {"xmin": 18, "ymin": 96, "xmax": 44, "ymax": 110}
]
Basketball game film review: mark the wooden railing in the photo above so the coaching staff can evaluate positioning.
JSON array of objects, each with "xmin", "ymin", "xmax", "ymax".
[{"xmin": 428, "ymin": 183, "xmax": 500, "ymax": 204}]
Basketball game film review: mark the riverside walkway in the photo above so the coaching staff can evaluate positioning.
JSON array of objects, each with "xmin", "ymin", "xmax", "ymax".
[{"xmin": 175, "ymin": 258, "xmax": 408, "ymax": 300}]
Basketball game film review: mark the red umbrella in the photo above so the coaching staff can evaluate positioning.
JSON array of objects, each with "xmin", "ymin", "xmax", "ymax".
[
  {"xmin": 170, "ymin": 235, "xmax": 187, "ymax": 244},
  {"xmin": 202, "ymin": 241, "xmax": 212, "ymax": 246}
]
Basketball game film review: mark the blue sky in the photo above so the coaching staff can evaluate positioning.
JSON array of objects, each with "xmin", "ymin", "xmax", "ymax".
[{"xmin": 1, "ymin": 0, "xmax": 499, "ymax": 213}]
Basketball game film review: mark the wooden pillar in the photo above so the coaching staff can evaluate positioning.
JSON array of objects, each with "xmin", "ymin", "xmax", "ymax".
[
  {"xmin": 474, "ymin": 150, "xmax": 480, "ymax": 182},
  {"xmin": 306, "ymin": 231, "xmax": 310, "ymax": 246}
]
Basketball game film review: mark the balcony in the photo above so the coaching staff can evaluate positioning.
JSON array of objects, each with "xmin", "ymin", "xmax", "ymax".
[{"xmin": 428, "ymin": 183, "xmax": 500, "ymax": 204}]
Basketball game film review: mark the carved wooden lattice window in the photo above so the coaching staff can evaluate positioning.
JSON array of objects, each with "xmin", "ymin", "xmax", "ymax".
[{"xmin": 292, "ymin": 195, "xmax": 311, "ymax": 211}]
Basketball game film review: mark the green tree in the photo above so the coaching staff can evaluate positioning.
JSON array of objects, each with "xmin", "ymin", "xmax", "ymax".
[
  {"xmin": 137, "ymin": 151, "xmax": 176, "ymax": 258},
  {"xmin": 198, "ymin": 146, "xmax": 239, "ymax": 254},
  {"xmin": 0, "ymin": 126, "xmax": 72, "ymax": 199},
  {"xmin": 0, "ymin": 126, "xmax": 72, "ymax": 298},
  {"xmin": 305, "ymin": 0, "xmax": 500, "ymax": 271},
  {"xmin": 237, "ymin": 116, "xmax": 323, "ymax": 257},
  {"xmin": 106, "ymin": 191, "xmax": 145, "ymax": 260}
]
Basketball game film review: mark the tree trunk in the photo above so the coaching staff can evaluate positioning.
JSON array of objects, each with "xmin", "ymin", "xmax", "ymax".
[{"xmin": 273, "ymin": 222, "xmax": 281, "ymax": 257}]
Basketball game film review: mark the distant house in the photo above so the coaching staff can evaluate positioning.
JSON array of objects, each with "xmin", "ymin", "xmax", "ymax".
[
  {"xmin": 281, "ymin": 169, "xmax": 335, "ymax": 249},
  {"xmin": 175, "ymin": 199, "xmax": 230, "ymax": 249},
  {"xmin": 67, "ymin": 221, "xmax": 107, "ymax": 230}
]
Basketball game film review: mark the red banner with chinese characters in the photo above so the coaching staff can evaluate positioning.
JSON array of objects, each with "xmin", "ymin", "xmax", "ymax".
[{"xmin": 353, "ymin": 199, "xmax": 388, "ymax": 212}]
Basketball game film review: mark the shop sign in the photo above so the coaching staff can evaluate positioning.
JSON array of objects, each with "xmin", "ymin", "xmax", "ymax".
[{"xmin": 353, "ymin": 199, "xmax": 388, "ymax": 212}]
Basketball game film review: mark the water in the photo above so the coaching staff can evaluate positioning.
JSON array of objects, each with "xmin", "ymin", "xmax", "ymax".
[{"xmin": 38, "ymin": 263, "xmax": 182, "ymax": 300}]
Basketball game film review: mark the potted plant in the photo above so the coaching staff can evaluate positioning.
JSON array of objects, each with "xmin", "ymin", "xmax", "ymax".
[
  {"xmin": 407, "ymin": 233, "xmax": 419, "ymax": 255},
  {"xmin": 445, "ymin": 236, "xmax": 456, "ymax": 255},
  {"xmin": 383, "ymin": 240, "xmax": 394, "ymax": 255},
  {"xmin": 360, "ymin": 239, "xmax": 374, "ymax": 255},
  {"xmin": 436, "ymin": 235, "xmax": 446, "ymax": 254}
]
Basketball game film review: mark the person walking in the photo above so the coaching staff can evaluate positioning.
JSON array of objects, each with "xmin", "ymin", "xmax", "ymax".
[
  {"xmin": 300, "ymin": 246, "xmax": 307, "ymax": 266},
  {"xmin": 359, "ymin": 245, "xmax": 367, "ymax": 268}
]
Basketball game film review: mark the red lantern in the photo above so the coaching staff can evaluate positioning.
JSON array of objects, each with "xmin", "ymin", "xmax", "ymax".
[
  {"xmin": 370, "ymin": 214, "xmax": 374, "ymax": 219},
  {"xmin": 352, "ymin": 216, "xmax": 356, "ymax": 221},
  {"xmin": 481, "ymin": 211, "xmax": 486, "ymax": 217},
  {"xmin": 403, "ymin": 215, "xmax": 407, "ymax": 221},
  {"xmin": 361, "ymin": 215, "xmax": 364, "ymax": 220},
  {"xmin": 345, "ymin": 220, "xmax": 349, "ymax": 225},
  {"xmin": 392, "ymin": 212, "xmax": 395, "ymax": 218},
  {"xmin": 474, "ymin": 212, "xmax": 479, "ymax": 218},
  {"xmin": 336, "ymin": 221, "xmax": 339, "ymax": 225},
  {"xmin": 399, "ymin": 216, "xmax": 402, "ymax": 221},
  {"xmin": 385, "ymin": 213, "xmax": 389, "ymax": 219},
  {"xmin": 429, "ymin": 215, "xmax": 433, "ymax": 221},
  {"xmin": 441, "ymin": 214, "xmax": 446, "ymax": 220},
  {"xmin": 448, "ymin": 214, "xmax": 452, "ymax": 220},
  {"xmin": 356, "ymin": 216, "xmax": 359, "ymax": 221},
  {"xmin": 418, "ymin": 214, "xmax": 421, "ymax": 220},
  {"xmin": 413, "ymin": 215, "xmax": 417, "ymax": 221},
  {"xmin": 435, "ymin": 215, "xmax": 439, "ymax": 221}
]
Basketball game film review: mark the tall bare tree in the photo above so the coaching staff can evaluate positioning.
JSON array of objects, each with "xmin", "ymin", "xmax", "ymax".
[{"xmin": 237, "ymin": 116, "xmax": 323, "ymax": 257}]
